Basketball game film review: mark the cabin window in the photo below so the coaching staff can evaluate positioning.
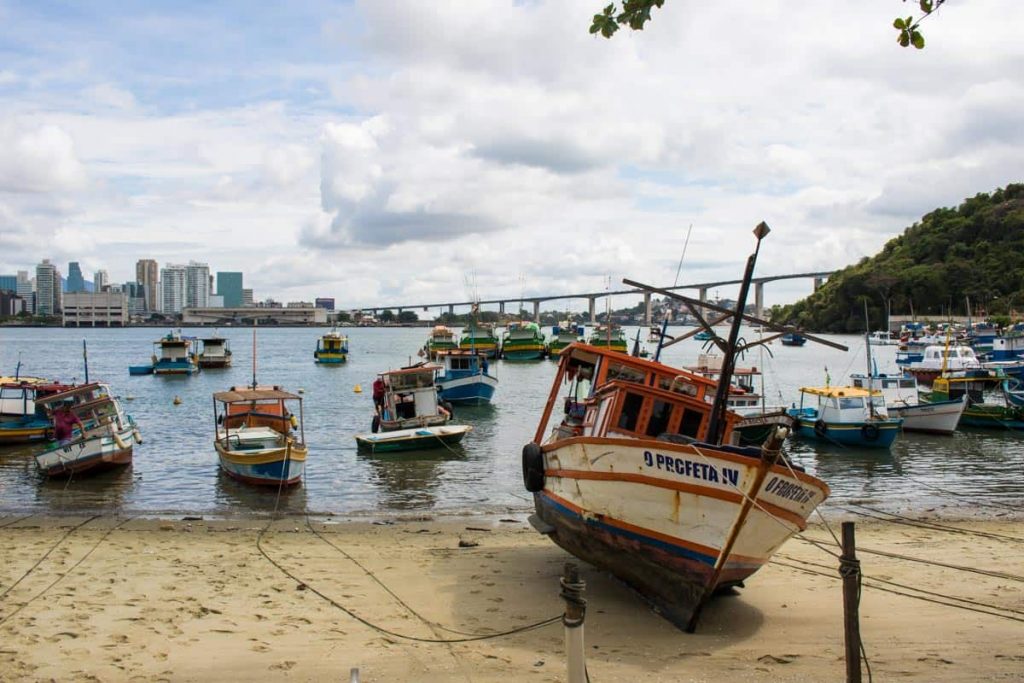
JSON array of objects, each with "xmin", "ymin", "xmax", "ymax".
[
  {"xmin": 617, "ymin": 392, "xmax": 645, "ymax": 431},
  {"xmin": 839, "ymin": 397, "xmax": 864, "ymax": 409},
  {"xmin": 451, "ymin": 357, "xmax": 472, "ymax": 371},
  {"xmin": 657, "ymin": 376, "xmax": 699, "ymax": 398},
  {"xmin": 852, "ymin": 378, "xmax": 864, "ymax": 388},
  {"xmin": 899, "ymin": 379, "xmax": 915, "ymax": 389},
  {"xmin": 677, "ymin": 407, "xmax": 703, "ymax": 439},
  {"xmin": 607, "ymin": 362, "xmax": 646, "ymax": 385},
  {"xmin": 645, "ymin": 400, "xmax": 673, "ymax": 437}
]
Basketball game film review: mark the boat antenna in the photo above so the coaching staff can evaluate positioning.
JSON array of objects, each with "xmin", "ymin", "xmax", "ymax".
[
  {"xmin": 705, "ymin": 222, "xmax": 771, "ymax": 445},
  {"xmin": 673, "ymin": 223, "xmax": 692, "ymax": 288},
  {"xmin": 864, "ymin": 300, "xmax": 876, "ymax": 418},
  {"xmin": 251, "ymin": 322, "xmax": 258, "ymax": 390},
  {"xmin": 15, "ymin": 354, "xmax": 21, "ymax": 380},
  {"xmin": 83, "ymin": 339, "xmax": 89, "ymax": 384}
]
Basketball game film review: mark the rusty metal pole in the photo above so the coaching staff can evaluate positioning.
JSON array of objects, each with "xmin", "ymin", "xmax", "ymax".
[
  {"xmin": 841, "ymin": 522, "xmax": 862, "ymax": 683},
  {"xmin": 560, "ymin": 562, "xmax": 587, "ymax": 683}
]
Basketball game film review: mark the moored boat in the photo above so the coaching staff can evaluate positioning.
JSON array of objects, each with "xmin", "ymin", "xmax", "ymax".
[
  {"xmin": 213, "ymin": 385, "xmax": 307, "ymax": 485},
  {"xmin": 850, "ymin": 373, "xmax": 965, "ymax": 435},
  {"xmin": 314, "ymin": 327, "xmax": 349, "ymax": 364},
  {"xmin": 436, "ymin": 350, "xmax": 498, "ymax": 405},
  {"xmin": 459, "ymin": 322, "xmax": 499, "ymax": 359},
  {"xmin": 923, "ymin": 375, "xmax": 1024, "ymax": 429},
  {"xmin": 548, "ymin": 323, "xmax": 584, "ymax": 357},
  {"xmin": 780, "ymin": 332, "xmax": 807, "ymax": 347},
  {"xmin": 34, "ymin": 383, "xmax": 140, "ymax": 477},
  {"xmin": 867, "ymin": 330, "xmax": 898, "ymax": 346},
  {"xmin": 198, "ymin": 335, "xmax": 232, "ymax": 368},
  {"xmin": 906, "ymin": 344, "xmax": 982, "ymax": 385},
  {"xmin": 787, "ymin": 386, "xmax": 902, "ymax": 448},
  {"xmin": 587, "ymin": 324, "xmax": 629, "ymax": 354},
  {"xmin": 148, "ymin": 330, "xmax": 198, "ymax": 375},
  {"xmin": 424, "ymin": 325, "xmax": 458, "ymax": 360},
  {"xmin": 0, "ymin": 376, "xmax": 74, "ymax": 443},
  {"xmin": 501, "ymin": 321, "xmax": 546, "ymax": 360}
]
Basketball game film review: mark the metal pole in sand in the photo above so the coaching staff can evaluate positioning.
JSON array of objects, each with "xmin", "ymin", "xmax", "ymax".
[
  {"xmin": 560, "ymin": 562, "xmax": 587, "ymax": 683},
  {"xmin": 841, "ymin": 522, "xmax": 862, "ymax": 683}
]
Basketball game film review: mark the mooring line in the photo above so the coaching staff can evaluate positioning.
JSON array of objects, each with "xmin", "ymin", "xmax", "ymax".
[
  {"xmin": 0, "ymin": 515, "xmax": 100, "ymax": 600},
  {"xmin": 840, "ymin": 504, "xmax": 1024, "ymax": 543}
]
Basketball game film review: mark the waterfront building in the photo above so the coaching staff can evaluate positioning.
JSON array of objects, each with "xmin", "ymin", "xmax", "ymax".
[
  {"xmin": 66, "ymin": 262, "xmax": 86, "ymax": 293},
  {"xmin": 35, "ymin": 259, "xmax": 62, "ymax": 316},
  {"xmin": 160, "ymin": 264, "xmax": 186, "ymax": 314},
  {"xmin": 185, "ymin": 261, "xmax": 210, "ymax": 309},
  {"xmin": 0, "ymin": 291, "xmax": 26, "ymax": 315},
  {"xmin": 15, "ymin": 272, "xmax": 33, "ymax": 313},
  {"xmin": 242, "ymin": 288, "xmax": 253, "ymax": 306},
  {"xmin": 217, "ymin": 271, "xmax": 243, "ymax": 307},
  {"xmin": 136, "ymin": 259, "xmax": 159, "ymax": 312},
  {"xmin": 0, "ymin": 274, "xmax": 16, "ymax": 292},
  {"xmin": 315, "ymin": 297, "xmax": 335, "ymax": 311},
  {"xmin": 181, "ymin": 306, "xmax": 327, "ymax": 325},
  {"xmin": 208, "ymin": 295, "xmax": 224, "ymax": 308},
  {"xmin": 120, "ymin": 282, "xmax": 146, "ymax": 317},
  {"xmin": 62, "ymin": 291, "xmax": 128, "ymax": 327},
  {"xmin": 94, "ymin": 269, "xmax": 109, "ymax": 292}
]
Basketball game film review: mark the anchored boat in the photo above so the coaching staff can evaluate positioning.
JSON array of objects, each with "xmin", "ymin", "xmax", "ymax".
[
  {"xmin": 523, "ymin": 225, "xmax": 833, "ymax": 631},
  {"xmin": 548, "ymin": 323, "xmax": 584, "ymax": 357},
  {"xmin": 501, "ymin": 321, "xmax": 546, "ymax": 360},
  {"xmin": 0, "ymin": 376, "xmax": 74, "ymax": 443},
  {"xmin": 587, "ymin": 324, "xmax": 629, "ymax": 354},
  {"xmin": 131, "ymin": 330, "xmax": 197, "ymax": 375},
  {"xmin": 34, "ymin": 383, "xmax": 141, "ymax": 477},
  {"xmin": 213, "ymin": 385, "xmax": 307, "ymax": 485},
  {"xmin": 850, "ymin": 373, "xmax": 965, "ymax": 435},
  {"xmin": 314, "ymin": 327, "xmax": 349, "ymax": 364},
  {"xmin": 436, "ymin": 350, "xmax": 498, "ymax": 405},
  {"xmin": 357, "ymin": 364, "xmax": 471, "ymax": 452},
  {"xmin": 923, "ymin": 375, "xmax": 1024, "ymax": 430},
  {"xmin": 424, "ymin": 325, "xmax": 458, "ymax": 360},
  {"xmin": 788, "ymin": 386, "xmax": 903, "ymax": 448},
  {"xmin": 198, "ymin": 334, "xmax": 232, "ymax": 368},
  {"xmin": 459, "ymin": 322, "xmax": 499, "ymax": 359}
]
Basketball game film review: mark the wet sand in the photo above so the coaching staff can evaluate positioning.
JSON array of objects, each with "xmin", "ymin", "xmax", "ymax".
[{"xmin": 0, "ymin": 514, "xmax": 1021, "ymax": 682}]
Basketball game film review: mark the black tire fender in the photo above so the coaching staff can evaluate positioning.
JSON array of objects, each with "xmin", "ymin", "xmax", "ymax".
[
  {"xmin": 861, "ymin": 423, "xmax": 880, "ymax": 441},
  {"xmin": 44, "ymin": 427, "xmax": 55, "ymax": 441},
  {"xmin": 522, "ymin": 442, "xmax": 545, "ymax": 493},
  {"xmin": 813, "ymin": 419, "xmax": 828, "ymax": 438},
  {"xmin": 371, "ymin": 415, "xmax": 380, "ymax": 434},
  {"xmin": 441, "ymin": 400, "xmax": 454, "ymax": 418}
]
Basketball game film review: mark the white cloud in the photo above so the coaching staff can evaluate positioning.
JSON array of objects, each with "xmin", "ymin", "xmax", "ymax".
[{"xmin": 0, "ymin": 122, "xmax": 87, "ymax": 193}]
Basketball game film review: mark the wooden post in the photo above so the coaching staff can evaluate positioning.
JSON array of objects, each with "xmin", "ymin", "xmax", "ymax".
[{"xmin": 841, "ymin": 522, "xmax": 862, "ymax": 683}]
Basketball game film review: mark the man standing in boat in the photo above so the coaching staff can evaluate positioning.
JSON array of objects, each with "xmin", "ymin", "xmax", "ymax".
[
  {"xmin": 372, "ymin": 377, "xmax": 385, "ymax": 408},
  {"xmin": 52, "ymin": 400, "xmax": 86, "ymax": 445}
]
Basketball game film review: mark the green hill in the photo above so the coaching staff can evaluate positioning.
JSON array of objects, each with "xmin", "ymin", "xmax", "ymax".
[{"xmin": 770, "ymin": 184, "xmax": 1024, "ymax": 332}]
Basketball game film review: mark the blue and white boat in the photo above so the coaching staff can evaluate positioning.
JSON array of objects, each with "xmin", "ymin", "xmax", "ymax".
[
  {"xmin": 850, "ymin": 372, "xmax": 965, "ymax": 435},
  {"xmin": 132, "ymin": 330, "xmax": 197, "ymax": 375},
  {"xmin": 436, "ymin": 350, "xmax": 498, "ymax": 405},
  {"xmin": 788, "ymin": 386, "xmax": 903, "ymax": 448},
  {"xmin": 780, "ymin": 332, "xmax": 807, "ymax": 347}
]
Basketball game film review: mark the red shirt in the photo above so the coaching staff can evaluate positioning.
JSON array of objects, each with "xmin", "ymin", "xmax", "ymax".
[{"xmin": 53, "ymin": 410, "xmax": 80, "ymax": 440}]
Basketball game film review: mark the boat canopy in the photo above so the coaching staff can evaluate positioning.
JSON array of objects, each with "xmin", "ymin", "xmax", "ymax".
[
  {"xmin": 213, "ymin": 386, "xmax": 301, "ymax": 403},
  {"xmin": 799, "ymin": 386, "xmax": 882, "ymax": 398},
  {"xmin": 36, "ymin": 382, "xmax": 110, "ymax": 406}
]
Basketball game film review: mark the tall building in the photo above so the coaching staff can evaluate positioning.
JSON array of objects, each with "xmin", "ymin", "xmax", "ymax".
[
  {"xmin": 315, "ymin": 297, "xmax": 335, "ymax": 311},
  {"xmin": 35, "ymin": 259, "xmax": 62, "ymax": 315},
  {"xmin": 136, "ymin": 259, "xmax": 158, "ymax": 312},
  {"xmin": 66, "ymin": 262, "xmax": 86, "ymax": 293},
  {"xmin": 15, "ymin": 272, "xmax": 33, "ymax": 313},
  {"xmin": 185, "ymin": 261, "xmax": 210, "ymax": 309},
  {"xmin": 160, "ymin": 264, "xmax": 186, "ymax": 314},
  {"xmin": 0, "ymin": 274, "xmax": 16, "ymax": 292},
  {"xmin": 217, "ymin": 272, "xmax": 243, "ymax": 307},
  {"xmin": 121, "ymin": 282, "xmax": 146, "ymax": 317},
  {"xmin": 242, "ymin": 288, "xmax": 253, "ymax": 306},
  {"xmin": 93, "ymin": 269, "xmax": 109, "ymax": 292}
]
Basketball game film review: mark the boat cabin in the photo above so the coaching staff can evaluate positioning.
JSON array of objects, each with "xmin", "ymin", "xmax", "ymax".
[
  {"xmin": 538, "ymin": 344, "xmax": 740, "ymax": 446},
  {"xmin": 377, "ymin": 364, "xmax": 448, "ymax": 428},
  {"xmin": 0, "ymin": 378, "xmax": 72, "ymax": 420},
  {"xmin": 212, "ymin": 386, "xmax": 305, "ymax": 448},
  {"xmin": 916, "ymin": 345, "xmax": 980, "ymax": 371},
  {"xmin": 438, "ymin": 349, "xmax": 488, "ymax": 377},
  {"xmin": 850, "ymin": 374, "xmax": 919, "ymax": 407},
  {"xmin": 796, "ymin": 386, "xmax": 889, "ymax": 423},
  {"xmin": 931, "ymin": 376, "xmax": 986, "ymax": 405},
  {"xmin": 199, "ymin": 337, "xmax": 231, "ymax": 364},
  {"xmin": 37, "ymin": 383, "xmax": 124, "ymax": 436}
]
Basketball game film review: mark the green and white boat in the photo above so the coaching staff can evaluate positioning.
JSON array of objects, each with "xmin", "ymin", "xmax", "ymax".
[
  {"xmin": 501, "ymin": 321, "xmax": 546, "ymax": 360},
  {"xmin": 459, "ymin": 322, "xmax": 499, "ymax": 359},
  {"xmin": 424, "ymin": 325, "xmax": 459, "ymax": 360},
  {"xmin": 587, "ymin": 324, "xmax": 629, "ymax": 354},
  {"xmin": 548, "ymin": 322, "xmax": 584, "ymax": 358}
]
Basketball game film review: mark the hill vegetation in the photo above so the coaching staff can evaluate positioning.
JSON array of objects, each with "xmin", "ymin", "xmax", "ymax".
[{"xmin": 769, "ymin": 184, "xmax": 1024, "ymax": 332}]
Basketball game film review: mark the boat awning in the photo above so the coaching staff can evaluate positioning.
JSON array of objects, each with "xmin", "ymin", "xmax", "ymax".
[
  {"xmin": 213, "ymin": 386, "xmax": 301, "ymax": 402},
  {"xmin": 36, "ymin": 383, "xmax": 107, "ymax": 405},
  {"xmin": 381, "ymin": 364, "xmax": 442, "ymax": 376},
  {"xmin": 799, "ymin": 386, "xmax": 881, "ymax": 398}
]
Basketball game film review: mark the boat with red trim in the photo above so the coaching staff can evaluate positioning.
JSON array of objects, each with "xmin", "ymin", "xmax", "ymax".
[{"xmin": 213, "ymin": 385, "xmax": 307, "ymax": 486}]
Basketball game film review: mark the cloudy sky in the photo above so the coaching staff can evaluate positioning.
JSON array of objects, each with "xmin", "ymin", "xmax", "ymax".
[{"xmin": 1, "ymin": 0, "xmax": 1022, "ymax": 311}]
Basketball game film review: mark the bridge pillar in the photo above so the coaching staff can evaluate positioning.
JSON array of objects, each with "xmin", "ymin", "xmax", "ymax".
[
  {"xmin": 448, "ymin": 304, "xmax": 454, "ymax": 316},
  {"xmin": 644, "ymin": 292, "xmax": 652, "ymax": 326},
  {"xmin": 698, "ymin": 287, "xmax": 708, "ymax": 319},
  {"xmin": 499, "ymin": 301, "xmax": 505, "ymax": 316},
  {"xmin": 588, "ymin": 297, "xmax": 597, "ymax": 325},
  {"xmin": 754, "ymin": 282, "xmax": 764, "ymax": 319},
  {"xmin": 533, "ymin": 301, "xmax": 541, "ymax": 323},
  {"xmin": 814, "ymin": 277, "xmax": 824, "ymax": 291}
]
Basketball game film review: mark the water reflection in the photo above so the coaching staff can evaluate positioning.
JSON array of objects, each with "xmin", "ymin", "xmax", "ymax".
[
  {"xmin": 360, "ymin": 446, "xmax": 468, "ymax": 510},
  {"xmin": 34, "ymin": 463, "xmax": 135, "ymax": 512},
  {"xmin": 214, "ymin": 469, "xmax": 309, "ymax": 514}
]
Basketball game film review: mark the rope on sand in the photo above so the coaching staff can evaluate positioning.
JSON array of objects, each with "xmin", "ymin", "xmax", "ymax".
[{"xmin": 0, "ymin": 515, "xmax": 100, "ymax": 600}]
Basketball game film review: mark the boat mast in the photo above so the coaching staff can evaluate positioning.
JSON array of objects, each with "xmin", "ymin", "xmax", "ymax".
[
  {"xmin": 705, "ymin": 222, "xmax": 771, "ymax": 445},
  {"xmin": 864, "ymin": 300, "xmax": 876, "ymax": 418}
]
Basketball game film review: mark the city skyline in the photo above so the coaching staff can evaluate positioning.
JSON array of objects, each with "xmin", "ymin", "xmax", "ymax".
[{"xmin": 1, "ymin": 2, "xmax": 1022, "ymax": 309}]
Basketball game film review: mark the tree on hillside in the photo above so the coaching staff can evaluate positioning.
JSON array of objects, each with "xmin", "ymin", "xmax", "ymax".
[{"xmin": 590, "ymin": 0, "xmax": 946, "ymax": 49}]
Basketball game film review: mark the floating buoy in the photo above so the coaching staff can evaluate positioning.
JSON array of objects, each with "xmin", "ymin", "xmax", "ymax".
[
  {"xmin": 297, "ymin": 388, "xmax": 305, "ymax": 394},
  {"xmin": 125, "ymin": 394, "xmax": 135, "ymax": 401},
  {"xmin": 173, "ymin": 396, "xmax": 182, "ymax": 405},
  {"xmin": 354, "ymin": 384, "xmax": 363, "ymax": 393}
]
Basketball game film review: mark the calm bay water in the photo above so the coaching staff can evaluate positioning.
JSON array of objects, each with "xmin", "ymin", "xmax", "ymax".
[{"xmin": 1, "ymin": 326, "xmax": 1022, "ymax": 518}]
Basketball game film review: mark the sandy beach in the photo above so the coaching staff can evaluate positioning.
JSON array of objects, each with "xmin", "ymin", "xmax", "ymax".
[{"xmin": 0, "ymin": 512, "xmax": 1021, "ymax": 682}]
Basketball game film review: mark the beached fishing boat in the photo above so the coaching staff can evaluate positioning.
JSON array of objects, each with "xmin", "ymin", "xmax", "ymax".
[
  {"xmin": 131, "ymin": 330, "xmax": 197, "ymax": 375},
  {"xmin": 213, "ymin": 385, "xmax": 307, "ymax": 485},
  {"xmin": 788, "ymin": 386, "xmax": 903, "ymax": 448},
  {"xmin": 922, "ymin": 375, "xmax": 1024, "ymax": 429},
  {"xmin": 436, "ymin": 350, "xmax": 498, "ymax": 405},
  {"xmin": 501, "ymin": 321, "xmax": 546, "ymax": 360},
  {"xmin": 34, "ymin": 383, "xmax": 141, "ymax": 477},
  {"xmin": 197, "ymin": 335, "xmax": 232, "ymax": 368},
  {"xmin": 780, "ymin": 332, "xmax": 807, "ymax": 347},
  {"xmin": 850, "ymin": 373, "xmax": 965, "ymax": 435},
  {"xmin": 424, "ymin": 325, "xmax": 458, "ymax": 360},
  {"xmin": 0, "ymin": 376, "xmax": 74, "ymax": 443},
  {"xmin": 587, "ymin": 324, "xmax": 629, "ymax": 354},
  {"xmin": 459, "ymin": 322, "xmax": 499, "ymax": 359},
  {"xmin": 523, "ymin": 225, "xmax": 833, "ymax": 631},
  {"xmin": 356, "ymin": 364, "xmax": 471, "ymax": 452},
  {"xmin": 314, "ymin": 327, "xmax": 349, "ymax": 364},
  {"xmin": 548, "ymin": 323, "xmax": 584, "ymax": 357}
]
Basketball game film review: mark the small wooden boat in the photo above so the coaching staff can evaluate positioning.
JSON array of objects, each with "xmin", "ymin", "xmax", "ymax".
[
  {"xmin": 548, "ymin": 323, "xmax": 584, "ymax": 357},
  {"xmin": 436, "ymin": 350, "xmax": 498, "ymax": 405},
  {"xmin": 0, "ymin": 376, "xmax": 74, "ymax": 443},
  {"xmin": 34, "ymin": 383, "xmax": 140, "ymax": 477},
  {"xmin": 357, "ymin": 364, "xmax": 471, "ymax": 452},
  {"xmin": 780, "ymin": 332, "xmax": 807, "ymax": 347},
  {"xmin": 424, "ymin": 325, "xmax": 458, "ymax": 360},
  {"xmin": 787, "ymin": 386, "xmax": 902, "ymax": 448},
  {"xmin": 694, "ymin": 329, "xmax": 714, "ymax": 341},
  {"xmin": 314, "ymin": 327, "xmax": 349, "ymax": 364},
  {"xmin": 501, "ymin": 321, "xmax": 546, "ymax": 360},
  {"xmin": 587, "ymin": 324, "xmax": 629, "ymax": 354},
  {"xmin": 198, "ymin": 335, "xmax": 232, "ymax": 368},
  {"xmin": 148, "ymin": 330, "xmax": 198, "ymax": 375},
  {"xmin": 213, "ymin": 385, "xmax": 307, "ymax": 485},
  {"xmin": 850, "ymin": 372, "xmax": 965, "ymax": 434},
  {"xmin": 459, "ymin": 322, "xmax": 499, "ymax": 359}
]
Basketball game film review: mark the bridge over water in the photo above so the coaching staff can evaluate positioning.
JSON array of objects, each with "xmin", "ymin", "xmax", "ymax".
[{"xmin": 357, "ymin": 271, "xmax": 835, "ymax": 325}]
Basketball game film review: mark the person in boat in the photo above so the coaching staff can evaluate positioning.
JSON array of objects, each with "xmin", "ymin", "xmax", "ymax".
[
  {"xmin": 481, "ymin": 357, "xmax": 489, "ymax": 375},
  {"xmin": 52, "ymin": 400, "xmax": 85, "ymax": 445},
  {"xmin": 372, "ymin": 377, "xmax": 385, "ymax": 408}
]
